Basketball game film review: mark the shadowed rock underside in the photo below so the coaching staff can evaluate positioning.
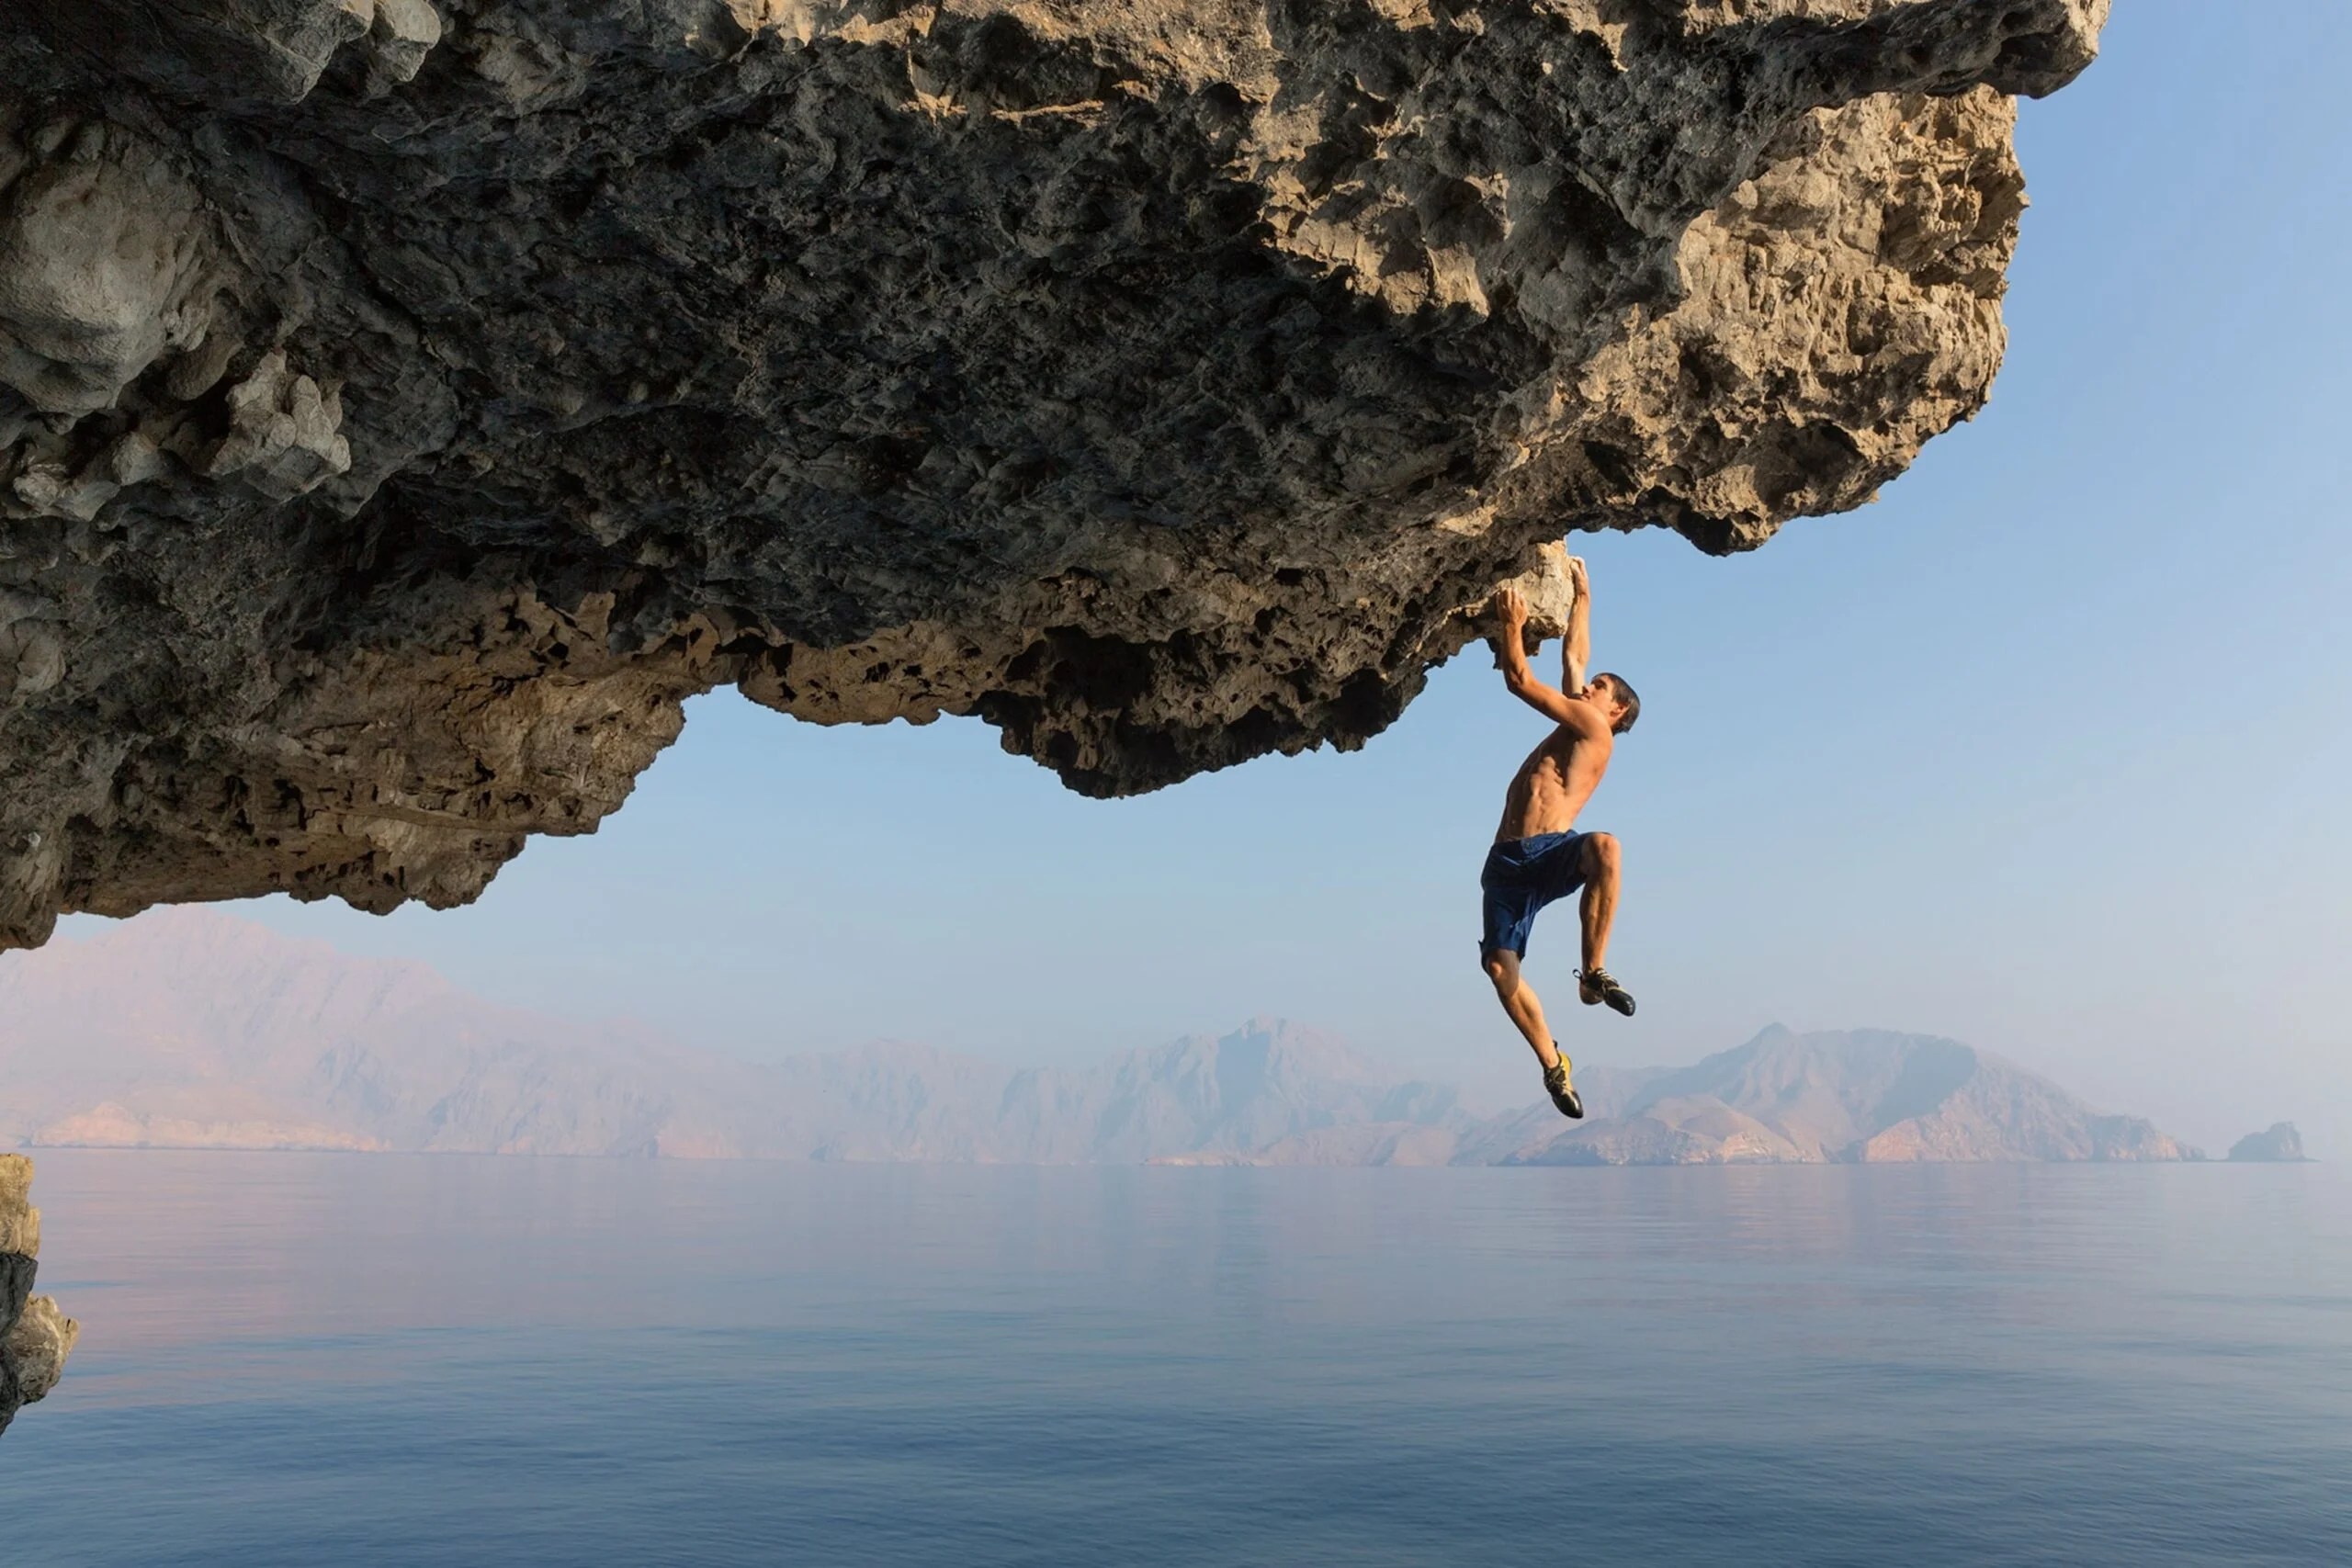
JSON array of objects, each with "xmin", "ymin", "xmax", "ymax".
[{"xmin": 0, "ymin": 0, "xmax": 2105, "ymax": 945}]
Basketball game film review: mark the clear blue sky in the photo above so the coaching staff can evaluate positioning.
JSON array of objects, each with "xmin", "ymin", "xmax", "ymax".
[{"xmin": 93, "ymin": 3, "xmax": 2352, "ymax": 1153}]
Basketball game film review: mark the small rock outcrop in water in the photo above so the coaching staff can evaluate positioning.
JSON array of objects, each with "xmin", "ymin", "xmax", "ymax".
[
  {"xmin": 0, "ymin": 1, "xmax": 2108, "ymax": 946},
  {"xmin": 0, "ymin": 1153, "xmax": 78, "ymax": 1437},
  {"xmin": 2227, "ymin": 1123, "xmax": 2309, "ymax": 1163}
]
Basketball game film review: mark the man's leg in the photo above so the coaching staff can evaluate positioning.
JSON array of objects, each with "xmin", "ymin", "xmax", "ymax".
[
  {"xmin": 1577, "ymin": 831, "xmax": 1621, "ymax": 974},
  {"xmin": 1480, "ymin": 948, "xmax": 1559, "ymax": 1070},
  {"xmin": 1574, "ymin": 832, "xmax": 1636, "ymax": 1016}
]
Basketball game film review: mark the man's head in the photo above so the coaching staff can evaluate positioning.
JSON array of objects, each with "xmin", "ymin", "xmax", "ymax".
[{"xmin": 1584, "ymin": 672, "xmax": 1641, "ymax": 735}]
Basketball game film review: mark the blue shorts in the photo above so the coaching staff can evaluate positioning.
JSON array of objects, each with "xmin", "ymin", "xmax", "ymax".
[{"xmin": 1479, "ymin": 831, "xmax": 1592, "ymax": 958}]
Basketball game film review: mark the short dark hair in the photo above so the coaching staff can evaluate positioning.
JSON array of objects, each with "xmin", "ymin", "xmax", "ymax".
[{"xmin": 1596, "ymin": 672, "xmax": 1640, "ymax": 734}]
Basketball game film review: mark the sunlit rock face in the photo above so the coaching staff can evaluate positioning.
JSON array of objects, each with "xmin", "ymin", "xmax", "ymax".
[
  {"xmin": 0, "ymin": 0, "xmax": 2104, "ymax": 945},
  {"xmin": 0, "ymin": 1154, "xmax": 77, "ymax": 1437}
]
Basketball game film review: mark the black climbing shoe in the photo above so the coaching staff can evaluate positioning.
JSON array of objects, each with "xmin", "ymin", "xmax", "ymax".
[
  {"xmin": 1544, "ymin": 1050, "xmax": 1584, "ymax": 1120},
  {"xmin": 1578, "ymin": 967, "xmax": 1636, "ymax": 1018}
]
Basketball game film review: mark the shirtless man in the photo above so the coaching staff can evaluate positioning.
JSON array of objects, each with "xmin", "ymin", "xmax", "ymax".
[{"xmin": 1482, "ymin": 558, "xmax": 1640, "ymax": 1121}]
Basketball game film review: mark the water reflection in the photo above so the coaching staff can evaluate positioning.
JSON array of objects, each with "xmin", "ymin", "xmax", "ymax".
[{"xmin": 7, "ymin": 1152, "xmax": 2346, "ymax": 1567}]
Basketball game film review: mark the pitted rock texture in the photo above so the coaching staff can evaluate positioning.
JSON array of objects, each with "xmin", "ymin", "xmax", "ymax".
[
  {"xmin": 1, "ymin": 1153, "xmax": 77, "ymax": 1436},
  {"xmin": 0, "ymin": 0, "xmax": 2105, "ymax": 945}
]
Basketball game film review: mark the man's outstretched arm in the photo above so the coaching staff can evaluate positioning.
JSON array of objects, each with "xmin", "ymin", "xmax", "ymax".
[
  {"xmin": 1562, "ymin": 555, "xmax": 1590, "ymax": 694},
  {"xmin": 1494, "ymin": 586, "xmax": 1587, "ymax": 728}
]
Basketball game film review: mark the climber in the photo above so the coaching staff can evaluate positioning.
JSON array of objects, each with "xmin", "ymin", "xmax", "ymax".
[{"xmin": 1480, "ymin": 558, "xmax": 1640, "ymax": 1122}]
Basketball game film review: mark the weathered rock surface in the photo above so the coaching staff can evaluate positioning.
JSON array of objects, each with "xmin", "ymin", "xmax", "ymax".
[
  {"xmin": 2227, "ymin": 1122, "xmax": 2308, "ymax": 1163},
  {"xmin": 1, "ymin": 1152, "xmax": 78, "ymax": 1437},
  {"xmin": 0, "ymin": 0, "xmax": 2106, "ymax": 944}
]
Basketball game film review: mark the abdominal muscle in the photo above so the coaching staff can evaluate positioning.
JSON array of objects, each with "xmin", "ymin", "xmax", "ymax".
[{"xmin": 1496, "ymin": 728, "xmax": 1610, "ymax": 842}]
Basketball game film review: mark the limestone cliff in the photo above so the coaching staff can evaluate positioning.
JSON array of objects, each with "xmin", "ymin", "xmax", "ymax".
[
  {"xmin": 0, "ymin": 1154, "xmax": 77, "ymax": 1436},
  {"xmin": 0, "ymin": 0, "xmax": 2106, "ymax": 944}
]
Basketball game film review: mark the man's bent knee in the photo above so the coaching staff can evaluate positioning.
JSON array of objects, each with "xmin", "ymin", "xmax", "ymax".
[
  {"xmin": 1585, "ymin": 832, "xmax": 1622, "ymax": 873},
  {"xmin": 1481, "ymin": 949, "xmax": 1519, "ymax": 988}
]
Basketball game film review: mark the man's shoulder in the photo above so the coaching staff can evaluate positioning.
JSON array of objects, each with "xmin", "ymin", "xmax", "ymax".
[{"xmin": 1549, "ymin": 696, "xmax": 1610, "ymax": 739}]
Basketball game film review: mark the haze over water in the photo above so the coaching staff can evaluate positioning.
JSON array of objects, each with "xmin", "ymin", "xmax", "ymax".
[{"xmin": 7, "ymin": 1152, "xmax": 2347, "ymax": 1565}]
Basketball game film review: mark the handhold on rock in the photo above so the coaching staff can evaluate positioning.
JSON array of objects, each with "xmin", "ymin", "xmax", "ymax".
[{"xmin": 202, "ymin": 350, "xmax": 354, "ymax": 501}]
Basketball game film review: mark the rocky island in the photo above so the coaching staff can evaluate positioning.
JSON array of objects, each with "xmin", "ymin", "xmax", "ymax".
[{"xmin": 2227, "ymin": 1123, "xmax": 2309, "ymax": 1163}]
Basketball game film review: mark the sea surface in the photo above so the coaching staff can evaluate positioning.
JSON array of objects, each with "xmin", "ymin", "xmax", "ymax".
[{"xmin": 3, "ymin": 1153, "xmax": 2346, "ymax": 1566}]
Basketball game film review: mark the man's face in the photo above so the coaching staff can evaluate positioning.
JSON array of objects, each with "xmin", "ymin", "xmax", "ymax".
[{"xmin": 1584, "ymin": 675, "xmax": 1629, "ymax": 729}]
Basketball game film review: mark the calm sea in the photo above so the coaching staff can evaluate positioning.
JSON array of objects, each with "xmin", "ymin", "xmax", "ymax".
[{"xmin": 3, "ymin": 1152, "xmax": 2346, "ymax": 1566}]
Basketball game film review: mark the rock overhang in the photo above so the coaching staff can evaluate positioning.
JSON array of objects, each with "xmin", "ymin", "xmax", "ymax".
[{"xmin": 0, "ymin": 0, "xmax": 2107, "ymax": 946}]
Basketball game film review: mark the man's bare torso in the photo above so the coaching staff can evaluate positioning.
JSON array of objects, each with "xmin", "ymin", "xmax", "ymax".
[{"xmin": 1496, "ymin": 720, "xmax": 1612, "ymax": 842}]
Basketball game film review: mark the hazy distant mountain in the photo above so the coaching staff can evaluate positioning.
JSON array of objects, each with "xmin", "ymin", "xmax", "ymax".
[
  {"xmin": 1, "ymin": 912, "xmax": 2200, "ymax": 1167},
  {"xmin": 0, "ymin": 911, "xmax": 1462, "ymax": 1163},
  {"xmin": 1551, "ymin": 1026, "xmax": 2197, "ymax": 1165},
  {"xmin": 1191, "ymin": 1026, "xmax": 2199, "ymax": 1168}
]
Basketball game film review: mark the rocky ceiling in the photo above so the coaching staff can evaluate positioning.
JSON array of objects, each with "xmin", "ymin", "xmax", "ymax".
[{"xmin": 0, "ymin": 0, "xmax": 2106, "ymax": 947}]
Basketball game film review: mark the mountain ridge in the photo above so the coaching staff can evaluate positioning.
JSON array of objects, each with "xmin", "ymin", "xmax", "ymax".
[{"xmin": 4, "ymin": 911, "xmax": 2209, "ymax": 1168}]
